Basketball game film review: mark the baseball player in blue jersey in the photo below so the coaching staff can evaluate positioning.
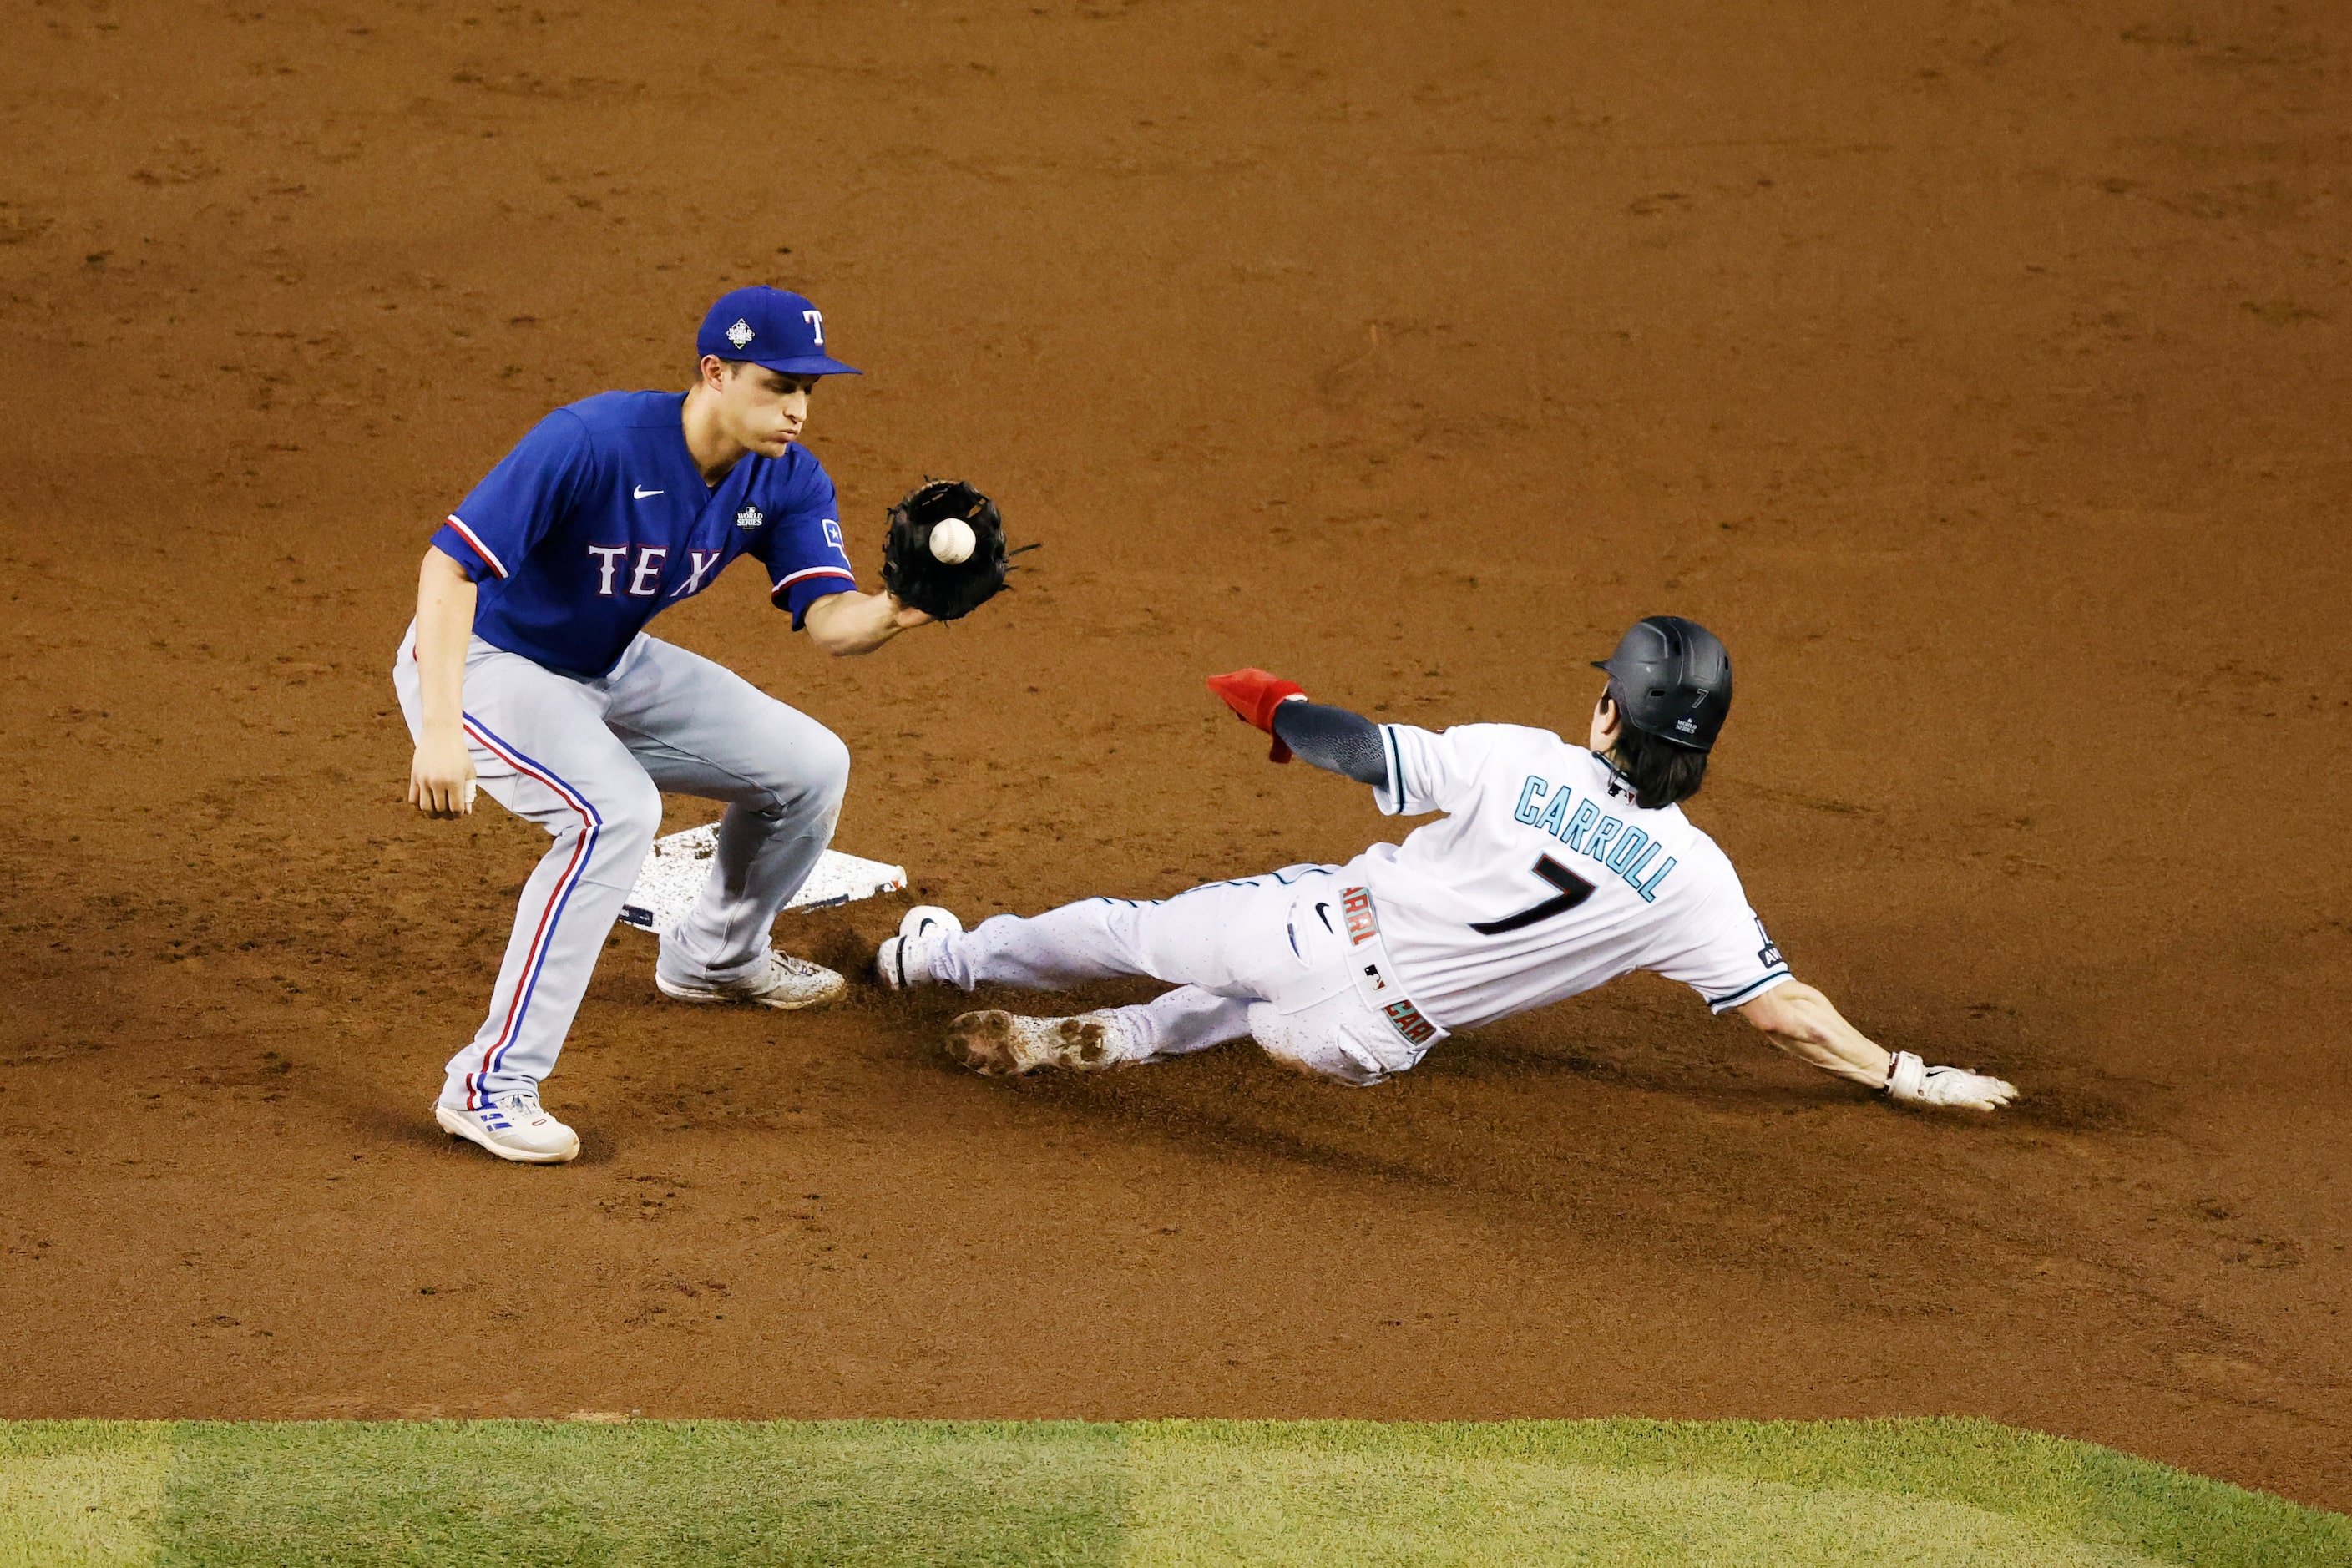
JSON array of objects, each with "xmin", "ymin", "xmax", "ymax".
[{"xmin": 397, "ymin": 286, "xmax": 934, "ymax": 1165}]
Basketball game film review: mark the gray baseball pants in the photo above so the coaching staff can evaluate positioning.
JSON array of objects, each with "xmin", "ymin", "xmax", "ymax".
[{"xmin": 393, "ymin": 626, "xmax": 848, "ymax": 1110}]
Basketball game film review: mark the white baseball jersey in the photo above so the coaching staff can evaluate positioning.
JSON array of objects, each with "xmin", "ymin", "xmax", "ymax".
[{"xmin": 1344, "ymin": 722, "xmax": 1789, "ymax": 1030}]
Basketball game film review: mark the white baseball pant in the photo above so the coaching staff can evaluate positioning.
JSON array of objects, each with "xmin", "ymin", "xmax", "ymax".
[
  {"xmin": 929, "ymin": 866, "xmax": 1448, "ymax": 1085},
  {"xmin": 393, "ymin": 626, "xmax": 849, "ymax": 1110}
]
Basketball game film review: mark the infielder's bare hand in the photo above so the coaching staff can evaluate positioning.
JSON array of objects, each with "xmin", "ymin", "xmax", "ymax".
[
  {"xmin": 803, "ymin": 589, "xmax": 930, "ymax": 655},
  {"xmin": 408, "ymin": 731, "xmax": 478, "ymax": 818}
]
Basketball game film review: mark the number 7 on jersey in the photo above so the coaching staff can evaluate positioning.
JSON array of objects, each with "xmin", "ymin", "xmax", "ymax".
[{"xmin": 1469, "ymin": 854, "xmax": 1599, "ymax": 935}]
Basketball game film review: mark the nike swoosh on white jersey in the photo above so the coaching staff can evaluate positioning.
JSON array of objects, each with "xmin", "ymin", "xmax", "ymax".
[{"xmin": 632, "ymin": 485, "xmax": 663, "ymax": 499}]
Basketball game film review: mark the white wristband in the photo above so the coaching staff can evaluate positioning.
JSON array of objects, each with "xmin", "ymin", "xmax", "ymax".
[{"xmin": 1884, "ymin": 1050, "xmax": 1926, "ymax": 1100}]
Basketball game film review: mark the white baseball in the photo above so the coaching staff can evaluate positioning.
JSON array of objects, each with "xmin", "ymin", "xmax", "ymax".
[{"xmin": 928, "ymin": 517, "xmax": 977, "ymax": 564}]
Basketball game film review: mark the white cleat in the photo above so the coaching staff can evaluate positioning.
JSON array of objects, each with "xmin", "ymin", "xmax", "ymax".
[
  {"xmin": 655, "ymin": 949, "xmax": 847, "ymax": 1010},
  {"xmin": 876, "ymin": 905, "xmax": 964, "ymax": 993},
  {"xmin": 435, "ymin": 1091, "xmax": 582, "ymax": 1164},
  {"xmin": 944, "ymin": 1009, "xmax": 1136, "ymax": 1077}
]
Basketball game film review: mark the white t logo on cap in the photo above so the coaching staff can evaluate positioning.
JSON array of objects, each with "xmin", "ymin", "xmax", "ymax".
[
  {"xmin": 726, "ymin": 319, "xmax": 754, "ymax": 349},
  {"xmin": 802, "ymin": 309, "xmax": 824, "ymax": 346}
]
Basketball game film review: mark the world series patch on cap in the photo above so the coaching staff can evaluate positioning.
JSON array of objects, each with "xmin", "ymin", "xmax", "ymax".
[{"xmin": 696, "ymin": 286, "xmax": 861, "ymax": 377}]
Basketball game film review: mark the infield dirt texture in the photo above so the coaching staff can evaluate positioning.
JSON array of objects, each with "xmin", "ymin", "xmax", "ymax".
[{"xmin": 3, "ymin": 0, "xmax": 2347, "ymax": 1520}]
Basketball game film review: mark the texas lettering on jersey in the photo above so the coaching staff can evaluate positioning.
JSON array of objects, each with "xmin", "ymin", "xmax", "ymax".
[
  {"xmin": 582, "ymin": 544, "xmax": 728, "ymax": 599},
  {"xmin": 1338, "ymin": 721, "xmax": 1791, "ymax": 1032},
  {"xmin": 430, "ymin": 390, "xmax": 859, "ymax": 678}
]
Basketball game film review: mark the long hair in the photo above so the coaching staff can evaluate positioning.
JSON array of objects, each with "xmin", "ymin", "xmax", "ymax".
[{"xmin": 1609, "ymin": 717, "xmax": 1711, "ymax": 811}]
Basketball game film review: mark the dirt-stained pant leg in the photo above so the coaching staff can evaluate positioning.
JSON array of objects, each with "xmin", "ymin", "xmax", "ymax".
[
  {"xmin": 1120, "ymin": 987, "xmax": 1256, "ymax": 1060},
  {"xmin": 937, "ymin": 866, "xmax": 1425, "ymax": 1078},
  {"xmin": 1244, "ymin": 997, "xmax": 1401, "ymax": 1086},
  {"xmin": 394, "ymin": 630, "xmax": 663, "ymax": 1110},
  {"xmin": 595, "ymin": 635, "xmax": 852, "ymax": 989}
]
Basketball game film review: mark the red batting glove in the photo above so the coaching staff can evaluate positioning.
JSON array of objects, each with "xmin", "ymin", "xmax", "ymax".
[{"xmin": 1206, "ymin": 668, "xmax": 1306, "ymax": 763}]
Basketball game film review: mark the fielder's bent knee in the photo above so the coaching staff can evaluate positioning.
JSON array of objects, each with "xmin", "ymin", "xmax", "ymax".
[
  {"xmin": 601, "ymin": 776, "xmax": 665, "ymax": 857},
  {"xmin": 804, "ymin": 726, "xmax": 851, "ymax": 805},
  {"xmin": 740, "ymin": 717, "xmax": 848, "ymax": 816}
]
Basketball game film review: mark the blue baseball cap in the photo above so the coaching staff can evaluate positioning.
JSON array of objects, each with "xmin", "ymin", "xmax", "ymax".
[{"xmin": 695, "ymin": 286, "xmax": 860, "ymax": 376}]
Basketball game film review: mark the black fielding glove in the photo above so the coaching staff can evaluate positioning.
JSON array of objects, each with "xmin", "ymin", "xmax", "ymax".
[{"xmin": 880, "ymin": 479, "xmax": 1033, "ymax": 620}]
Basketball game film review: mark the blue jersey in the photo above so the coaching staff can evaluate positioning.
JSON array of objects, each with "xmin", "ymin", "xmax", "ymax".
[{"xmin": 430, "ymin": 391, "xmax": 859, "ymax": 677}]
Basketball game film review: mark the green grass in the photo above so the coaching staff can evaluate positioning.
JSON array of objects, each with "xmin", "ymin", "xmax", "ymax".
[{"xmin": 3, "ymin": 1418, "xmax": 2343, "ymax": 1566}]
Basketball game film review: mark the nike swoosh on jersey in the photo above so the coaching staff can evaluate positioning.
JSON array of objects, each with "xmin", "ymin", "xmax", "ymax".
[{"xmin": 632, "ymin": 484, "xmax": 663, "ymax": 499}]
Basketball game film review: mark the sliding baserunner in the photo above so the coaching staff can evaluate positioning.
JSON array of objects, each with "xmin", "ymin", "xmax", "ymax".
[{"xmin": 877, "ymin": 616, "xmax": 2018, "ymax": 1111}]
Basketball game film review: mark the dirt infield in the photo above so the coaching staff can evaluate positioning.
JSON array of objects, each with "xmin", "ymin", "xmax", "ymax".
[{"xmin": 3, "ymin": 0, "xmax": 2347, "ymax": 1514}]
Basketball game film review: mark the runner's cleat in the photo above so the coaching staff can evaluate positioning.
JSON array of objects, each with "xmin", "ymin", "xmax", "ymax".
[
  {"xmin": 943, "ymin": 1009, "xmax": 1136, "ymax": 1076},
  {"xmin": 877, "ymin": 905, "xmax": 964, "ymax": 992}
]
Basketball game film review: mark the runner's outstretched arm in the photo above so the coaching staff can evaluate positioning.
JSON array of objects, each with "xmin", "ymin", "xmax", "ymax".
[
  {"xmin": 1270, "ymin": 700, "xmax": 1388, "ymax": 784},
  {"xmin": 1206, "ymin": 668, "xmax": 1385, "ymax": 781},
  {"xmin": 1740, "ymin": 981, "xmax": 2017, "ymax": 1110}
]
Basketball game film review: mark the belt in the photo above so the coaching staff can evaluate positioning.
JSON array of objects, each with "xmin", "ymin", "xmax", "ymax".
[{"xmin": 1335, "ymin": 885, "xmax": 1446, "ymax": 1054}]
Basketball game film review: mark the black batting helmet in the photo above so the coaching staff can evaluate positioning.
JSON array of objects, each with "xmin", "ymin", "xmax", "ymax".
[{"xmin": 1591, "ymin": 616, "xmax": 1732, "ymax": 752}]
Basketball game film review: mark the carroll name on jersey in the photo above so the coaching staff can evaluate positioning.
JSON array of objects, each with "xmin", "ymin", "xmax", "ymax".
[{"xmin": 1510, "ymin": 772, "xmax": 1679, "ymax": 902}]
